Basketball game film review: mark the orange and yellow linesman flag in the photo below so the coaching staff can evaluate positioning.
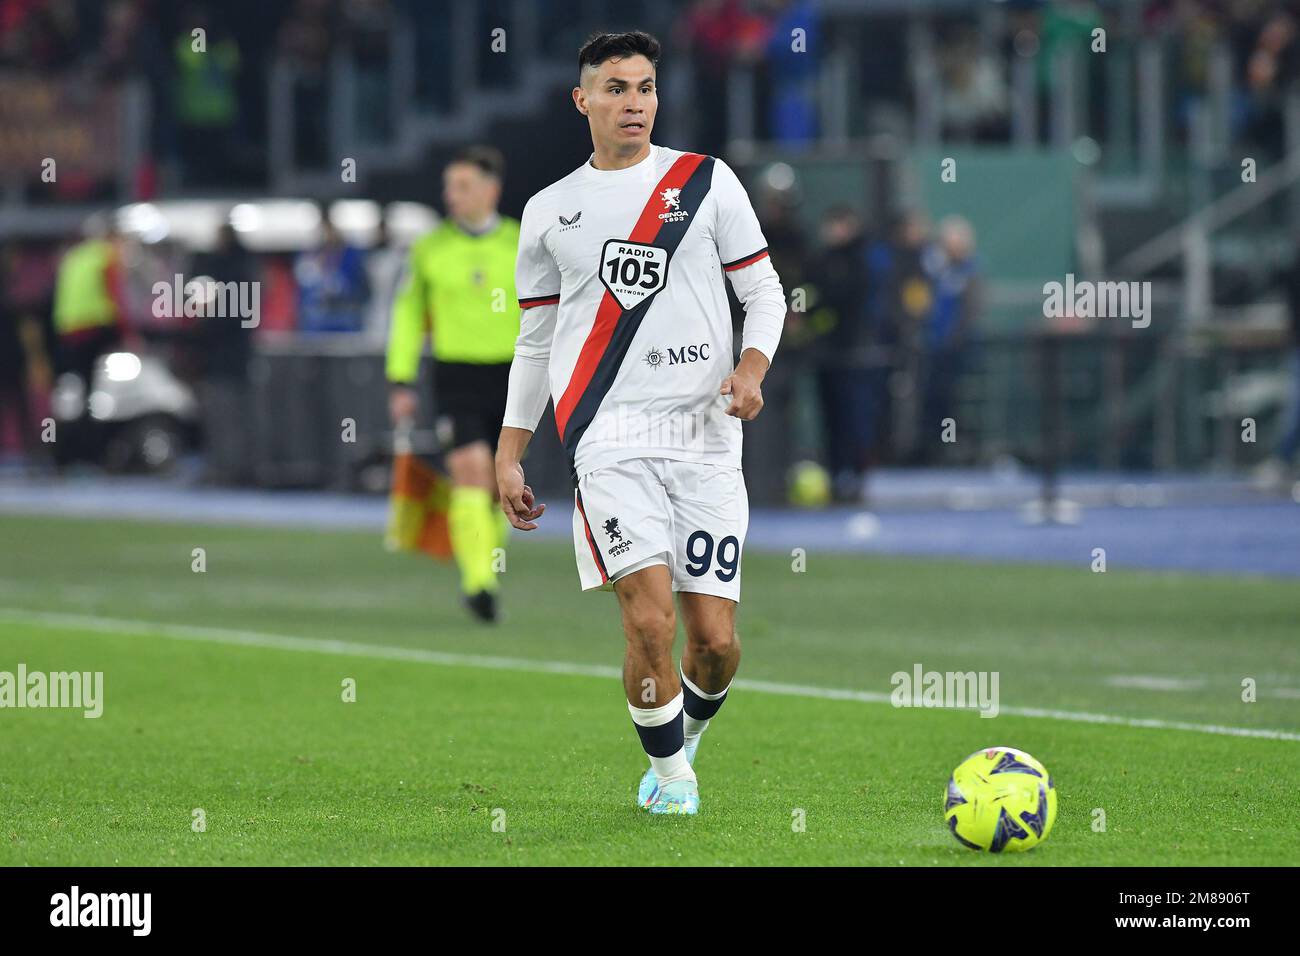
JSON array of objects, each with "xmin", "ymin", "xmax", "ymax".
[{"xmin": 384, "ymin": 420, "xmax": 452, "ymax": 560}]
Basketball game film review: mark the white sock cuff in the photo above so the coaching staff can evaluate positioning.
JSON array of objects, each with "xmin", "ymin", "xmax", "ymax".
[
  {"xmin": 680, "ymin": 667, "xmax": 731, "ymax": 702},
  {"xmin": 628, "ymin": 689, "xmax": 684, "ymax": 727}
]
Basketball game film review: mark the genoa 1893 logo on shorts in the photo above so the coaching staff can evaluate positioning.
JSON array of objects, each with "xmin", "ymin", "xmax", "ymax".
[{"xmin": 603, "ymin": 516, "xmax": 633, "ymax": 557}]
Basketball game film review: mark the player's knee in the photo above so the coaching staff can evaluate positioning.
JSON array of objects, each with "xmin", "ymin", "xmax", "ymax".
[
  {"xmin": 685, "ymin": 624, "xmax": 737, "ymax": 661},
  {"xmin": 623, "ymin": 602, "xmax": 676, "ymax": 648}
]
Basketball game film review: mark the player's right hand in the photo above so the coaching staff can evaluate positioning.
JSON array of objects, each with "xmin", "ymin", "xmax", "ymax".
[
  {"xmin": 498, "ymin": 460, "xmax": 546, "ymax": 531},
  {"xmin": 389, "ymin": 386, "xmax": 418, "ymax": 425}
]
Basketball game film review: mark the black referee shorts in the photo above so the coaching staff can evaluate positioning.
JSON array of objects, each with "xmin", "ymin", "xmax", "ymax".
[{"xmin": 432, "ymin": 361, "xmax": 512, "ymax": 452}]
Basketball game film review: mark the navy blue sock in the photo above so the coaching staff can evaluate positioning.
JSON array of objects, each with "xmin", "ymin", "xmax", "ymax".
[{"xmin": 632, "ymin": 706, "xmax": 685, "ymax": 758}]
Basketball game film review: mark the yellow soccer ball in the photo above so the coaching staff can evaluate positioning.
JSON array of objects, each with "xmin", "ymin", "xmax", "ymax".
[{"xmin": 944, "ymin": 747, "xmax": 1057, "ymax": 852}]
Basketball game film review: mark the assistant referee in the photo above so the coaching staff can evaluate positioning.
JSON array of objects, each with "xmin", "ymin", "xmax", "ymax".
[{"xmin": 386, "ymin": 146, "xmax": 520, "ymax": 623}]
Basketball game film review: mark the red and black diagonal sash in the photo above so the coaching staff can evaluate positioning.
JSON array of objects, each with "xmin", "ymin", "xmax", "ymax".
[{"xmin": 554, "ymin": 152, "xmax": 714, "ymax": 480}]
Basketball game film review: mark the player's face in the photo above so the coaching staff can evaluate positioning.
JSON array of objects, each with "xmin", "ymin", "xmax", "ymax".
[
  {"xmin": 574, "ymin": 55, "xmax": 657, "ymax": 156},
  {"xmin": 443, "ymin": 163, "xmax": 500, "ymax": 224}
]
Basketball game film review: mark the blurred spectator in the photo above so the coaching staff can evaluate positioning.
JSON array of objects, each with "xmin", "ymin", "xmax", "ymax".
[
  {"xmin": 294, "ymin": 213, "xmax": 369, "ymax": 333},
  {"xmin": 365, "ymin": 217, "xmax": 408, "ymax": 341},
  {"xmin": 916, "ymin": 216, "xmax": 980, "ymax": 465},
  {"xmin": 755, "ymin": 174, "xmax": 810, "ymax": 308},
  {"xmin": 1172, "ymin": 1, "xmax": 1224, "ymax": 118},
  {"xmin": 1255, "ymin": 241, "xmax": 1300, "ymax": 486},
  {"xmin": 938, "ymin": 25, "xmax": 1009, "ymax": 142},
  {"xmin": 96, "ymin": 0, "xmax": 169, "ymax": 193},
  {"xmin": 278, "ymin": 0, "xmax": 334, "ymax": 170},
  {"xmin": 889, "ymin": 211, "xmax": 935, "ymax": 338},
  {"xmin": 52, "ymin": 213, "xmax": 129, "ymax": 387},
  {"xmin": 751, "ymin": 172, "xmax": 809, "ymax": 473},
  {"xmin": 1245, "ymin": 3, "xmax": 1300, "ymax": 156},
  {"xmin": 344, "ymin": 0, "xmax": 393, "ymax": 144},
  {"xmin": 172, "ymin": 3, "xmax": 242, "ymax": 187},
  {"xmin": 94, "ymin": 0, "xmax": 168, "ymax": 85},
  {"xmin": 806, "ymin": 205, "xmax": 872, "ymax": 502},
  {"xmin": 1247, "ymin": 3, "xmax": 1299, "ymax": 95},
  {"xmin": 0, "ymin": 0, "xmax": 78, "ymax": 72},
  {"xmin": 745, "ymin": 166, "xmax": 808, "ymax": 493},
  {"xmin": 256, "ymin": 255, "xmax": 300, "ymax": 333},
  {"xmin": 0, "ymin": 244, "xmax": 31, "ymax": 458},
  {"xmin": 121, "ymin": 237, "xmax": 186, "ymax": 333},
  {"xmin": 1, "ymin": 240, "xmax": 58, "ymax": 456},
  {"xmin": 1004, "ymin": 0, "xmax": 1099, "ymax": 144},
  {"xmin": 762, "ymin": 0, "xmax": 818, "ymax": 147},
  {"xmin": 1280, "ymin": 248, "xmax": 1300, "ymax": 472},
  {"xmin": 1036, "ymin": 0, "xmax": 1102, "ymax": 97},
  {"xmin": 190, "ymin": 223, "xmax": 258, "ymax": 484},
  {"xmin": 682, "ymin": 0, "xmax": 768, "ymax": 157},
  {"xmin": 868, "ymin": 210, "xmax": 932, "ymax": 463}
]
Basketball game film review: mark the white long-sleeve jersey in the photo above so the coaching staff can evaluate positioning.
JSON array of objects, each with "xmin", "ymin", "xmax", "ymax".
[{"xmin": 502, "ymin": 144, "xmax": 786, "ymax": 480}]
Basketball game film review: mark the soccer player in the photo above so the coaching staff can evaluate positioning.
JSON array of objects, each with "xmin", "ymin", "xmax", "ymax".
[
  {"xmin": 495, "ymin": 32, "xmax": 786, "ymax": 814},
  {"xmin": 387, "ymin": 146, "xmax": 520, "ymax": 623}
]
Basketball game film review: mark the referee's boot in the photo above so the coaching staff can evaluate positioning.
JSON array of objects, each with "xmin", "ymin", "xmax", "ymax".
[{"xmin": 464, "ymin": 589, "xmax": 498, "ymax": 624}]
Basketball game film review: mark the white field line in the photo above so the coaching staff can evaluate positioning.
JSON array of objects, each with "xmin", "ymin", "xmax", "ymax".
[
  {"xmin": 1106, "ymin": 675, "xmax": 1208, "ymax": 691},
  {"xmin": 1106, "ymin": 675, "xmax": 1300, "ymax": 698},
  {"xmin": 3, "ymin": 607, "xmax": 1299, "ymax": 743}
]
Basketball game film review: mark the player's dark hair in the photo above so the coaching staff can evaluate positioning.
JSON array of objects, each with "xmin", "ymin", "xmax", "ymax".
[
  {"xmin": 577, "ymin": 31, "xmax": 661, "ymax": 78},
  {"xmin": 450, "ymin": 145, "xmax": 505, "ymax": 180}
]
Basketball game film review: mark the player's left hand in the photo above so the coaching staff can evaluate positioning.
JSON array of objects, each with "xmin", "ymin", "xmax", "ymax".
[{"xmin": 721, "ymin": 368, "xmax": 764, "ymax": 420}]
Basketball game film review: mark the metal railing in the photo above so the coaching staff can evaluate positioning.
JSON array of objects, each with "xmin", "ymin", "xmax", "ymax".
[{"xmin": 1113, "ymin": 124, "xmax": 1300, "ymax": 325}]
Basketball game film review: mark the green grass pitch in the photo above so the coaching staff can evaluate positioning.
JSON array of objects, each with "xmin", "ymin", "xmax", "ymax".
[{"xmin": 1, "ymin": 514, "xmax": 1297, "ymax": 865}]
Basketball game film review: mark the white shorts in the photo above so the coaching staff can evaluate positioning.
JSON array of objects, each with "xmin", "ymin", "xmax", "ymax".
[{"xmin": 572, "ymin": 457, "xmax": 750, "ymax": 602}]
